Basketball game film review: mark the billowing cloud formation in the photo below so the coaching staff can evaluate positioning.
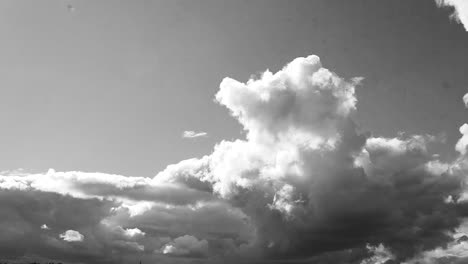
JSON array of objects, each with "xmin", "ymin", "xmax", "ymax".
[
  {"xmin": 182, "ymin": 130, "xmax": 208, "ymax": 138},
  {"xmin": 436, "ymin": 0, "xmax": 468, "ymax": 31},
  {"xmin": 60, "ymin": 230, "xmax": 84, "ymax": 242},
  {"xmin": 1, "ymin": 55, "xmax": 468, "ymax": 264},
  {"xmin": 361, "ymin": 244, "xmax": 394, "ymax": 264}
]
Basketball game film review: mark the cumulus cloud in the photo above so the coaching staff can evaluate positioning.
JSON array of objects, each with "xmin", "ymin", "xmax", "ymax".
[
  {"xmin": 456, "ymin": 124, "xmax": 468, "ymax": 155},
  {"xmin": 160, "ymin": 55, "xmax": 468, "ymax": 262},
  {"xmin": 182, "ymin": 130, "xmax": 208, "ymax": 138},
  {"xmin": 60, "ymin": 230, "xmax": 84, "ymax": 242},
  {"xmin": 436, "ymin": 0, "xmax": 468, "ymax": 31},
  {"xmin": 0, "ymin": 169, "xmax": 214, "ymax": 212},
  {"xmin": 455, "ymin": 93, "xmax": 468, "ymax": 156},
  {"xmin": 360, "ymin": 244, "xmax": 395, "ymax": 264},
  {"xmin": 161, "ymin": 235, "xmax": 209, "ymax": 257},
  {"xmin": 0, "ymin": 55, "xmax": 467, "ymax": 264},
  {"xmin": 123, "ymin": 228, "xmax": 145, "ymax": 238}
]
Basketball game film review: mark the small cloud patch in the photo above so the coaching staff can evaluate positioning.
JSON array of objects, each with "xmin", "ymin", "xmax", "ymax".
[
  {"xmin": 182, "ymin": 130, "xmax": 208, "ymax": 139},
  {"xmin": 60, "ymin": 230, "xmax": 84, "ymax": 242}
]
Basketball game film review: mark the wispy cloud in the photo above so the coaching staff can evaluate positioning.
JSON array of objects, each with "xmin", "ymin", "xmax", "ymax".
[
  {"xmin": 436, "ymin": 0, "xmax": 468, "ymax": 31},
  {"xmin": 182, "ymin": 130, "xmax": 208, "ymax": 138}
]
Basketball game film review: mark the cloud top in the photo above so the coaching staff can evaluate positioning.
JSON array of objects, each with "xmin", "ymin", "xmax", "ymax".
[
  {"xmin": 60, "ymin": 230, "xmax": 84, "ymax": 242},
  {"xmin": 436, "ymin": 0, "xmax": 468, "ymax": 31}
]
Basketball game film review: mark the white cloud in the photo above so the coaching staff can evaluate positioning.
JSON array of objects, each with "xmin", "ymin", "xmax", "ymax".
[
  {"xmin": 182, "ymin": 130, "xmax": 208, "ymax": 138},
  {"xmin": 436, "ymin": 0, "xmax": 468, "ymax": 31},
  {"xmin": 59, "ymin": 230, "xmax": 84, "ymax": 242},
  {"xmin": 40, "ymin": 224, "xmax": 50, "ymax": 230},
  {"xmin": 0, "ymin": 169, "xmax": 214, "ymax": 216},
  {"xmin": 162, "ymin": 55, "xmax": 468, "ymax": 261},
  {"xmin": 456, "ymin": 123, "xmax": 468, "ymax": 155},
  {"xmin": 216, "ymin": 55, "xmax": 356, "ymax": 145},
  {"xmin": 463, "ymin": 92, "xmax": 468, "ymax": 108},
  {"xmin": 360, "ymin": 244, "xmax": 395, "ymax": 264},
  {"xmin": 123, "ymin": 228, "xmax": 145, "ymax": 238},
  {"xmin": 161, "ymin": 235, "xmax": 209, "ymax": 257}
]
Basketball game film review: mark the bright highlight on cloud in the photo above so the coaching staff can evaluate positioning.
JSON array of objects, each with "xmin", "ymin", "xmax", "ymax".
[
  {"xmin": 182, "ymin": 130, "xmax": 208, "ymax": 138},
  {"xmin": 161, "ymin": 235, "xmax": 209, "ymax": 257},
  {"xmin": 436, "ymin": 0, "xmax": 468, "ymax": 31},
  {"xmin": 123, "ymin": 228, "xmax": 145, "ymax": 238},
  {"xmin": 60, "ymin": 230, "xmax": 84, "ymax": 242},
  {"xmin": 0, "ymin": 55, "xmax": 467, "ymax": 264}
]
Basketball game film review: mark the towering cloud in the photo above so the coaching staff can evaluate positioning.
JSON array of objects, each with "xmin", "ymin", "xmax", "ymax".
[
  {"xmin": 1, "ymin": 55, "xmax": 467, "ymax": 263},
  {"xmin": 158, "ymin": 55, "xmax": 468, "ymax": 262}
]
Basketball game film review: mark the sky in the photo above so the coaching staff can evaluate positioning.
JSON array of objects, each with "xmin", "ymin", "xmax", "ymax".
[
  {"xmin": 0, "ymin": 0, "xmax": 467, "ymax": 176},
  {"xmin": 0, "ymin": 1, "xmax": 468, "ymax": 264}
]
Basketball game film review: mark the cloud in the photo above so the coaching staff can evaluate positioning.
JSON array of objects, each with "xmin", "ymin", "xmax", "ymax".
[
  {"xmin": 456, "ymin": 124, "xmax": 468, "ymax": 155},
  {"xmin": 59, "ymin": 230, "xmax": 84, "ymax": 242},
  {"xmin": 463, "ymin": 92, "xmax": 468, "ymax": 108},
  {"xmin": 123, "ymin": 228, "xmax": 145, "ymax": 238},
  {"xmin": 41, "ymin": 224, "xmax": 50, "ymax": 230},
  {"xmin": 160, "ymin": 235, "xmax": 209, "ymax": 257},
  {"xmin": 457, "ymin": 94, "xmax": 468, "ymax": 156},
  {"xmin": 182, "ymin": 131, "xmax": 208, "ymax": 138},
  {"xmin": 0, "ymin": 168, "xmax": 250, "ymax": 263},
  {"xmin": 435, "ymin": 0, "xmax": 468, "ymax": 31},
  {"xmin": 360, "ymin": 244, "xmax": 395, "ymax": 264},
  {"xmin": 162, "ymin": 55, "xmax": 468, "ymax": 262},
  {"xmin": 0, "ymin": 55, "xmax": 467, "ymax": 264}
]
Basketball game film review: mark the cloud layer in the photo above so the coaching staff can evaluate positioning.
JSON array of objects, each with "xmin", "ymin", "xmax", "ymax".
[{"xmin": 1, "ymin": 55, "xmax": 467, "ymax": 264}]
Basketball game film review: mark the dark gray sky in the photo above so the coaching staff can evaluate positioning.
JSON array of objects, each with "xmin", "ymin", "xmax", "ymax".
[{"xmin": 0, "ymin": 0, "xmax": 467, "ymax": 176}]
